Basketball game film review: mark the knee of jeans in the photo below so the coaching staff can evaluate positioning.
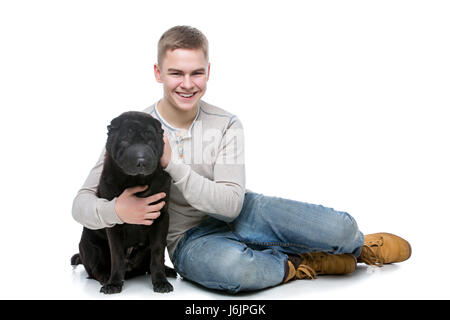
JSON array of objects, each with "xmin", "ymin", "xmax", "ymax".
[
  {"xmin": 335, "ymin": 212, "xmax": 361, "ymax": 245},
  {"xmin": 215, "ymin": 247, "xmax": 260, "ymax": 293}
]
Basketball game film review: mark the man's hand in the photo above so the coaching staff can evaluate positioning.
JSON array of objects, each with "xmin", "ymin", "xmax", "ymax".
[
  {"xmin": 114, "ymin": 185, "xmax": 166, "ymax": 225},
  {"xmin": 160, "ymin": 133, "xmax": 172, "ymax": 169}
]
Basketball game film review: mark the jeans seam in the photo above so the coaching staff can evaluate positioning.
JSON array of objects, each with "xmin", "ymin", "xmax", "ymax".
[
  {"xmin": 230, "ymin": 222, "xmax": 333, "ymax": 253},
  {"xmin": 241, "ymin": 240, "xmax": 334, "ymax": 253}
]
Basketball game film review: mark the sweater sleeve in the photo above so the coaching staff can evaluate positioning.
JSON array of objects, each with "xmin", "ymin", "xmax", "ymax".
[
  {"xmin": 163, "ymin": 116, "xmax": 246, "ymax": 222},
  {"xmin": 71, "ymin": 149, "xmax": 124, "ymax": 229}
]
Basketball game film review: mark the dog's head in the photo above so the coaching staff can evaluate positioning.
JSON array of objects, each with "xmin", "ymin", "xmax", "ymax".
[{"xmin": 105, "ymin": 111, "xmax": 164, "ymax": 176}]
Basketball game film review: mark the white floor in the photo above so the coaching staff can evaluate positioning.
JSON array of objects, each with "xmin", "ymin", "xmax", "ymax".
[
  {"xmin": 67, "ymin": 260, "xmax": 413, "ymax": 300},
  {"xmin": 65, "ymin": 253, "xmax": 445, "ymax": 300},
  {"xmin": 3, "ymin": 236, "xmax": 445, "ymax": 300}
]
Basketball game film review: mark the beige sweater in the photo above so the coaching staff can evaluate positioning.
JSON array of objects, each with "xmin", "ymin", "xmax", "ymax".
[{"xmin": 72, "ymin": 100, "xmax": 246, "ymax": 260}]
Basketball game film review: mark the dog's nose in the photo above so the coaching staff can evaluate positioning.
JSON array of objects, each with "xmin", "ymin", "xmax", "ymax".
[{"xmin": 136, "ymin": 158, "xmax": 146, "ymax": 168}]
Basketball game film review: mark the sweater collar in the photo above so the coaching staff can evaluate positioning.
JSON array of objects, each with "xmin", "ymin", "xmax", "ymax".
[{"xmin": 154, "ymin": 100, "xmax": 200, "ymax": 138}]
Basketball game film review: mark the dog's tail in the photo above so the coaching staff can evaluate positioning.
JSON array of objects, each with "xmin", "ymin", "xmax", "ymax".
[{"xmin": 71, "ymin": 253, "xmax": 82, "ymax": 266}]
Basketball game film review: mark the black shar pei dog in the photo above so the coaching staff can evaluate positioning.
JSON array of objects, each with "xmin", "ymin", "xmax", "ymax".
[{"xmin": 71, "ymin": 111, "xmax": 176, "ymax": 294}]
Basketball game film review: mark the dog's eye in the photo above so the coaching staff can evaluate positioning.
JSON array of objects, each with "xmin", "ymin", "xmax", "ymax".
[
  {"xmin": 142, "ymin": 128, "xmax": 155, "ymax": 138},
  {"xmin": 142, "ymin": 131, "xmax": 151, "ymax": 139}
]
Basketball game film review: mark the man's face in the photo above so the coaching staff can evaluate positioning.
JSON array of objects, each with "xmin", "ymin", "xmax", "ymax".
[{"xmin": 154, "ymin": 48, "xmax": 210, "ymax": 112}]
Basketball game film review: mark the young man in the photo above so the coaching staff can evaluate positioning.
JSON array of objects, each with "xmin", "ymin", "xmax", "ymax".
[{"xmin": 72, "ymin": 26, "xmax": 411, "ymax": 293}]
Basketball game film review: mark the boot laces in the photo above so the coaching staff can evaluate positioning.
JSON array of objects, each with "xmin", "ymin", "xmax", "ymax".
[
  {"xmin": 296, "ymin": 252, "xmax": 329, "ymax": 278},
  {"xmin": 360, "ymin": 238, "xmax": 384, "ymax": 267},
  {"xmin": 296, "ymin": 264, "xmax": 317, "ymax": 280}
]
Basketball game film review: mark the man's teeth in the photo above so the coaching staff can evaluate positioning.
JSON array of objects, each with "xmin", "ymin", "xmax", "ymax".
[{"xmin": 179, "ymin": 93, "xmax": 194, "ymax": 98}]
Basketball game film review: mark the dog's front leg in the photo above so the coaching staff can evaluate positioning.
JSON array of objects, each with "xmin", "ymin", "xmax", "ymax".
[
  {"xmin": 149, "ymin": 215, "xmax": 173, "ymax": 293},
  {"xmin": 100, "ymin": 227, "xmax": 127, "ymax": 294},
  {"xmin": 149, "ymin": 243, "xmax": 173, "ymax": 293}
]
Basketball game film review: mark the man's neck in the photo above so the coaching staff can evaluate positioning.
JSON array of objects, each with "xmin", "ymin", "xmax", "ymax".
[{"xmin": 157, "ymin": 99, "xmax": 198, "ymax": 130}]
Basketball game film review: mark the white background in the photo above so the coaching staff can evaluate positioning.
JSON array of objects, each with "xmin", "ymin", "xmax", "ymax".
[{"xmin": 0, "ymin": 0, "xmax": 449, "ymax": 299}]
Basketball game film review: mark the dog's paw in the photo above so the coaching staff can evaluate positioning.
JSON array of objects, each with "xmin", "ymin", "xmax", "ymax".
[
  {"xmin": 153, "ymin": 281, "xmax": 173, "ymax": 293},
  {"xmin": 100, "ymin": 283, "xmax": 123, "ymax": 294}
]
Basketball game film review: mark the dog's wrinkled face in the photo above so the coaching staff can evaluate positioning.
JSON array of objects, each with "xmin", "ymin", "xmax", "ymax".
[{"xmin": 106, "ymin": 111, "xmax": 164, "ymax": 176}]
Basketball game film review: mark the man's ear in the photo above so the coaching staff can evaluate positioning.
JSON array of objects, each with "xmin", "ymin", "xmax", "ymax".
[
  {"xmin": 154, "ymin": 63, "xmax": 163, "ymax": 83},
  {"xmin": 207, "ymin": 62, "xmax": 210, "ymax": 81}
]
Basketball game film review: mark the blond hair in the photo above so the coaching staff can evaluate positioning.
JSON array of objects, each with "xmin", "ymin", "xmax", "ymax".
[{"xmin": 157, "ymin": 25, "xmax": 209, "ymax": 66}]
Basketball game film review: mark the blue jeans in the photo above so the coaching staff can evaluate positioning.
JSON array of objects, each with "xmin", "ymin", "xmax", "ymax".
[{"xmin": 172, "ymin": 192, "xmax": 364, "ymax": 293}]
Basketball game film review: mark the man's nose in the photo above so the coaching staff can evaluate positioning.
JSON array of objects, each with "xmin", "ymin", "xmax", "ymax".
[{"xmin": 181, "ymin": 75, "xmax": 194, "ymax": 89}]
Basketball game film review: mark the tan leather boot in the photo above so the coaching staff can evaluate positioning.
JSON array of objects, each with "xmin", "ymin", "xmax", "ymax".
[
  {"xmin": 283, "ymin": 252, "xmax": 357, "ymax": 282},
  {"xmin": 358, "ymin": 232, "xmax": 412, "ymax": 267}
]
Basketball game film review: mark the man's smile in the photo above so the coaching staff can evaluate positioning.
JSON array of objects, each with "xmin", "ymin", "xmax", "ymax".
[{"xmin": 176, "ymin": 91, "xmax": 198, "ymax": 100}]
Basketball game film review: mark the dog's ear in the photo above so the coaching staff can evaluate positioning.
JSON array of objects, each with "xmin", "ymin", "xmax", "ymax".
[
  {"xmin": 153, "ymin": 120, "xmax": 165, "ymax": 155},
  {"xmin": 155, "ymin": 119, "xmax": 164, "ymax": 134},
  {"xmin": 107, "ymin": 115, "xmax": 123, "ymax": 134}
]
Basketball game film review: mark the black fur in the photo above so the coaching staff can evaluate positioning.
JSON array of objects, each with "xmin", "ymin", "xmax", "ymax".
[{"xmin": 71, "ymin": 111, "xmax": 175, "ymax": 294}]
